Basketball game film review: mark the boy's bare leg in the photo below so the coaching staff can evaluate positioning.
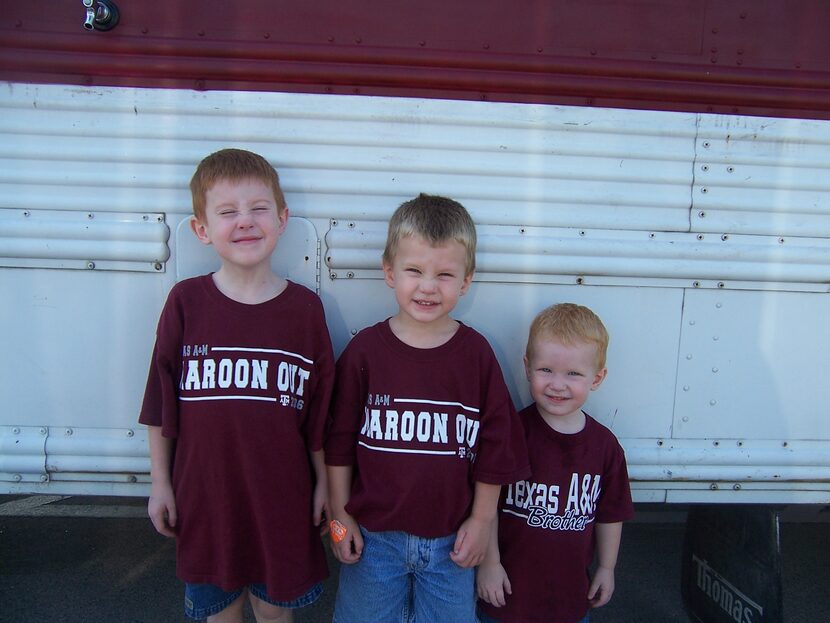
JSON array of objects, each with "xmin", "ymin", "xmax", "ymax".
[
  {"xmin": 207, "ymin": 590, "xmax": 246, "ymax": 623},
  {"xmin": 250, "ymin": 595, "xmax": 293, "ymax": 622}
]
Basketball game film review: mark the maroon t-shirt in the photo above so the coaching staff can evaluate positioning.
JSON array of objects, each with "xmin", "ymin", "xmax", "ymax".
[
  {"xmin": 139, "ymin": 275, "xmax": 334, "ymax": 600},
  {"xmin": 325, "ymin": 320, "xmax": 530, "ymax": 538},
  {"xmin": 480, "ymin": 405, "xmax": 635, "ymax": 623}
]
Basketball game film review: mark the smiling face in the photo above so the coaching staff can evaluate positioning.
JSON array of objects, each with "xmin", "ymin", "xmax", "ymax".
[
  {"xmin": 524, "ymin": 337, "xmax": 607, "ymax": 433},
  {"xmin": 383, "ymin": 234, "xmax": 472, "ymax": 332},
  {"xmin": 190, "ymin": 177, "xmax": 287, "ymax": 273}
]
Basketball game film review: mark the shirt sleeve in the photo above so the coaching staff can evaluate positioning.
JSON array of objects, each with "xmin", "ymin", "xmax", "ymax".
[
  {"xmin": 595, "ymin": 438, "xmax": 635, "ymax": 523},
  {"xmin": 138, "ymin": 288, "xmax": 183, "ymax": 438},
  {"xmin": 301, "ymin": 297, "xmax": 335, "ymax": 452},
  {"xmin": 471, "ymin": 341, "xmax": 531, "ymax": 485},
  {"xmin": 324, "ymin": 338, "xmax": 368, "ymax": 466}
]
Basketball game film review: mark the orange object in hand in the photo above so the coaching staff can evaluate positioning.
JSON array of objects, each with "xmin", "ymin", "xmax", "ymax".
[{"xmin": 329, "ymin": 519, "xmax": 348, "ymax": 543}]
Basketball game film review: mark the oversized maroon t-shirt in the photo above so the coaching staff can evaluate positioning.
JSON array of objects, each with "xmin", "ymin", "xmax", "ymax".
[
  {"xmin": 325, "ymin": 319, "xmax": 530, "ymax": 538},
  {"xmin": 480, "ymin": 405, "xmax": 634, "ymax": 623},
  {"xmin": 139, "ymin": 275, "xmax": 334, "ymax": 600}
]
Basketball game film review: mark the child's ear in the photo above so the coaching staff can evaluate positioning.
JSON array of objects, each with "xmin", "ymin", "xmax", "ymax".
[
  {"xmin": 460, "ymin": 271, "xmax": 474, "ymax": 295},
  {"xmin": 591, "ymin": 367, "xmax": 608, "ymax": 391},
  {"xmin": 382, "ymin": 260, "xmax": 395, "ymax": 289},
  {"xmin": 523, "ymin": 355, "xmax": 531, "ymax": 381},
  {"xmin": 277, "ymin": 207, "xmax": 289, "ymax": 235},
  {"xmin": 190, "ymin": 216, "xmax": 211, "ymax": 246}
]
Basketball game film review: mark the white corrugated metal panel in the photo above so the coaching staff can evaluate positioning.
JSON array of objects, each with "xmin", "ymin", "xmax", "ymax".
[
  {"xmin": 694, "ymin": 115, "xmax": 830, "ymax": 237},
  {"xmin": 326, "ymin": 220, "xmax": 830, "ymax": 286},
  {"xmin": 675, "ymin": 289, "xmax": 830, "ymax": 440},
  {"xmin": 0, "ymin": 208, "xmax": 169, "ymax": 272},
  {"xmin": 0, "ymin": 426, "xmax": 46, "ymax": 484},
  {"xmin": 0, "ymin": 82, "xmax": 694, "ymax": 235}
]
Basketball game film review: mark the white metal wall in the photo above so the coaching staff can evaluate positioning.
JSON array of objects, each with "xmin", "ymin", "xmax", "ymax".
[{"xmin": 1, "ymin": 82, "xmax": 828, "ymax": 502}]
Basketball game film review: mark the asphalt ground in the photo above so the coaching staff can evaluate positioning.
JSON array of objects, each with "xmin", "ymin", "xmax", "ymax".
[{"xmin": 0, "ymin": 497, "xmax": 828, "ymax": 623}]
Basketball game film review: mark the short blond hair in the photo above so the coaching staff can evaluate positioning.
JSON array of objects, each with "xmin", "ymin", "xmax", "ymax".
[
  {"xmin": 382, "ymin": 193, "xmax": 476, "ymax": 275},
  {"xmin": 526, "ymin": 303, "xmax": 609, "ymax": 370},
  {"xmin": 190, "ymin": 148, "xmax": 287, "ymax": 221}
]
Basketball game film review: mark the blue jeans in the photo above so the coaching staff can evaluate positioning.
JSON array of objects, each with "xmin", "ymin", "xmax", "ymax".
[
  {"xmin": 333, "ymin": 527, "xmax": 476, "ymax": 623},
  {"xmin": 476, "ymin": 606, "xmax": 590, "ymax": 623},
  {"xmin": 184, "ymin": 582, "xmax": 321, "ymax": 620}
]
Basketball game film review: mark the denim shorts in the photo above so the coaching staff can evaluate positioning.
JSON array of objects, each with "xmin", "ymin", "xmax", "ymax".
[
  {"xmin": 476, "ymin": 605, "xmax": 590, "ymax": 623},
  {"xmin": 333, "ymin": 526, "xmax": 476, "ymax": 623},
  {"xmin": 184, "ymin": 581, "xmax": 322, "ymax": 620}
]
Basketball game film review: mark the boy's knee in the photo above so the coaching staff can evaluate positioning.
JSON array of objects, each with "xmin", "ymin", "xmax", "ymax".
[{"xmin": 249, "ymin": 595, "xmax": 292, "ymax": 623}]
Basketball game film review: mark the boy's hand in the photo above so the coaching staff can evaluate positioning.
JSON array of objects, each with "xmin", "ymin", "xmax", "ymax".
[
  {"xmin": 476, "ymin": 561, "xmax": 511, "ymax": 607},
  {"xmin": 148, "ymin": 482, "xmax": 177, "ymax": 538},
  {"xmin": 450, "ymin": 515, "xmax": 491, "ymax": 568},
  {"xmin": 330, "ymin": 513, "xmax": 363, "ymax": 565},
  {"xmin": 588, "ymin": 565, "xmax": 615, "ymax": 608}
]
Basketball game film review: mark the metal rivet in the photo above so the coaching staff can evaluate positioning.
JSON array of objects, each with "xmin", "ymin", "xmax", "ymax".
[
  {"xmin": 712, "ymin": 367, "xmax": 719, "ymax": 373},
  {"xmin": 126, "ymin": 429, "xmax": 134, "ymax": 437},
  {"xmin": 23, "ymin": 211, "xmax": 30, "ymax": 217},
  {"xmin": 782, "ymin": 441, "xmax": 788, "ymax": 447},
  {"xmin": 142, "ymin": 215, "xmax": 149, "ymax": 221},
  {"xmin": 649, "ymin": 233, "xmax": 655, "ymax": 238},
  {"xmin": 713, "ymin": 440, "xmax": 720, "ymax": 446},
  {"xmin": 65, "ymin": 428, "xmax": 73, "ymax": 436},
  {"xmin": 579, "ymin": 230, "xmax": 586, "ymax": 236},
  {"xmin": 40, "ymin": 474, "xmax": 49, "ymax": 482},
  {"xmin": 701, "ymin": 165, "xmax": 709, "ymax": 172},
  {"xmin": 348, "ymin": 222, "xmax": 355, "ymax": 228},
  {"xmin": 331, "ymin": 220, "xmax": 338, "ymax": 226},
  {"xmin": 13, "ymin": 474, "xmax": 22, "ymax": 482},
  {"xmin": 710, "ymin": 483, "xmax": 719, "ymax": 490},
  {"xmin": 698, "ymin": 211, "xmax": 706, "ymax": 218},
  {"xmin": 39, "ymin": 427, "xmax": 47, "ymax": 435},
  {"xmin": 710, "ymin": 399, "xmax": 717, "ymax": 406},
  {"xmin": 12, "ymin": 427, "xmax": 20, "ymax": 435},
  {"xmin": 347, "ymin": 271, "xmax": 355, "ymax": 279},
  {"xmin": 733, "ymin": 483, "xmax": 741, "ymax": 490},
  {"xmin": 87, "ymin": 261, "xmax": 96, "ymax": 270},
  {"xmin": 128, "ymin": 475, "xmax": 138, "ymax": 483},
  {"xmin": 689, "ymin": 320, "xmax": 695, "ymax": 325},
  {"xmin": 330, "ymin": 272, "xmax": 337, "ymax": 280},
  {"xmin": 717, "ymin": 282, "xmax": 725, "ymax": 288},
  {"xmin": 683, "ymin": 385, "xmax": 690, "ymax": 391},
  {"xmin": 350, "ymin": 329, "xmax": 358, "ymax": 335},
  {"xmin": 713, "ymin": 335, "xmax": 719, "ymax": 341},
  {"xmin": 154, "ymin": 262, "xmax": 163, "ymax": 271},
  {"xmin": 727, "ymin": 166, "xmax": 734, "ymax": 173},
  {"xmin": 520, "ymin": 228, "xmax": 526, "ymax": 234},
  {"xmin": 657, "ymin": 440, "xmax": 664, "ymax": 446},
  {"xmin": 697, "ymin": 234, "xmax": 704, "ymax": 240},
  {"xmin": 737, "ymin": 441, "xmax": 743, "ymax": 447},
  {"xmin": 87, "ymin": 213, "xmax": 94, "ymax": 219},
  {"xmin": 682, "ymin": 416, "xmax": 689, "ymax": 422},
  {"xmin": 716, "ymin": 302, "xmax": 722, "ymax": 308},
  {"xmin": 576, "ymin": 277, "xmax": 584, "ymax": 285},
  {"xmin": 686, "ymin": 354, "xmax": 693, "ymax": 360},
  {"xmin": 778, "ymin": 237, "xmax": 785, "ymax": 244},
  {"xmin": 693, "ymin": 281, "xmax": 700, "ymax": 287},
  {"xmin": 721, "ymin": 234, "xmax": 729, "ymax": 241},
  {"xmin": 702, "ymin": 141, "xmax": 711, "ymax": 148},
  {"xmin": 701, "ymin": 187, "xmax": 708, "ymax": 194}
]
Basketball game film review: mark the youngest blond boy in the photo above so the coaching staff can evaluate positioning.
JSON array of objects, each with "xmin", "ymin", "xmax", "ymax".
[{"xmin": 477, "ymin": 303, "xmax": 634, "ymax": 623}]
